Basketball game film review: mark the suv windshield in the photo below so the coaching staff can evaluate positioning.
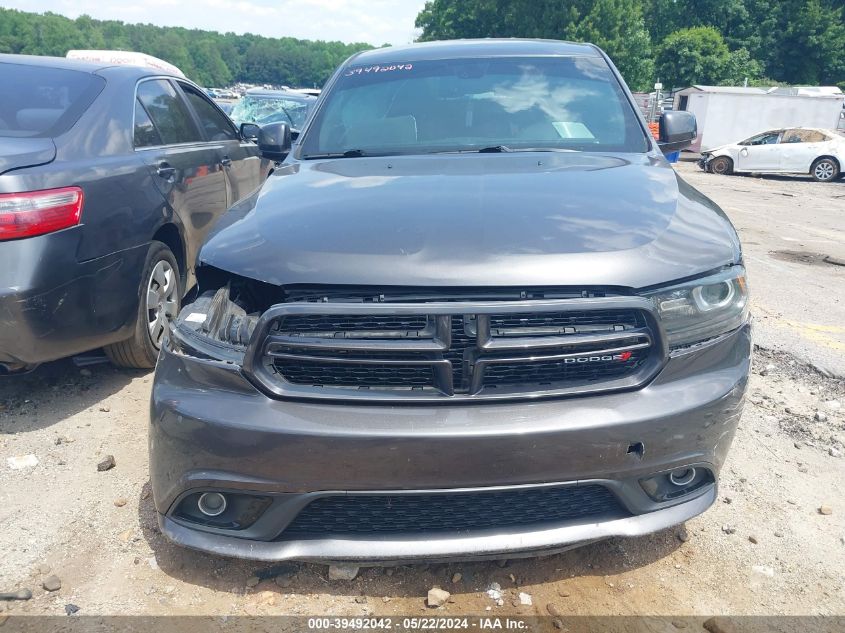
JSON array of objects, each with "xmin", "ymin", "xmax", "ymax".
[
  {"xmin": 0, "ymin": 63, "xmax": 105, "ymax": 138},
  {"xmin": 301, "ymin": 56, "xmax": 648, "ymax": 158},
  {"xmin": 230, "ymin": 95, "xmax": 312, "ymax": 130}
]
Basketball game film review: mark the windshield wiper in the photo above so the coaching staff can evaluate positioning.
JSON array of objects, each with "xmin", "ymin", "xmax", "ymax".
[
  {"xmin": 425, "ymin": 145, "xmax": 512, "ymax": 155},
  {"xmin": 302, "ymin": 149, "xmax": 367, "ymax": 159},
  {"xmin": 429, "ymin": 145, "xmax": 579, "ymax": 155},
  {"xmin": 510, "ymin": 147, "xmax": 579, "ymax": 153}
]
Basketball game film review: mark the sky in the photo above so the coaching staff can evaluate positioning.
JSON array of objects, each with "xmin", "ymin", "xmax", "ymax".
[{"xmin": 1, "ymin": 0, "xmax": 430, "ymax": 45}]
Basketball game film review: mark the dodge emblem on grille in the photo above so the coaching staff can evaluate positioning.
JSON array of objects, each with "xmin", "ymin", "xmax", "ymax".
[{"xmin": 563, "ymin": 351, "xmax": 633, "ymax": 364}]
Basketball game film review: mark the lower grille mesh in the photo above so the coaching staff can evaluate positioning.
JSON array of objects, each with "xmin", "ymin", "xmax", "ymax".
[{"xmin": 281, "ymin": 485, "xmax": 626, "ymax": 536}]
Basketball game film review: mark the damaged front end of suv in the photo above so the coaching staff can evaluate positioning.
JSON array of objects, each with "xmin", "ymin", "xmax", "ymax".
[
  {"xmin": 152, "ymin": 253, "xmax": 750, "ymax": 562},
  {"xmin": 149, "ymin": 39, "xmax": 751, "ymax": 563}
]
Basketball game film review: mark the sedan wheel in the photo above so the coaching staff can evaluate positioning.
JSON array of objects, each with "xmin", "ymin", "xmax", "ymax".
[
  {"xmin": 146, "ymin": 260, "xmax": 179, "ymax": 350},
  {"xmin": 710, "ymin": 156, "xmax": 733, "ymax": 175},
  {"xmin": 811, "ymin": 158, "xmax": 839, "ymax": 182},
  {"xmin": 105, "ymin": 241, "xmax": 181, "ymax": 369}
]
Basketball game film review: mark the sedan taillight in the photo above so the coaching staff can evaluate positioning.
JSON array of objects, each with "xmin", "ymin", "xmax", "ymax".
[{"xmin": 0, "ymin": 186, "xmax": 84, "ymax": 241}]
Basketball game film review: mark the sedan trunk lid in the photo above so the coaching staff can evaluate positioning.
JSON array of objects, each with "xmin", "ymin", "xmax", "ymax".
[{"xmin": 0, "ymin": 137, "xmax": 57, "ymax": 176}]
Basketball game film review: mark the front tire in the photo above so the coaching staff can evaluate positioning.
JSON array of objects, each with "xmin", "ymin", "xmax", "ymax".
[
  {"xmin": 710, "ymin": 156, "xmax": 733, "ymax": 175},
  {"xmin": 105, "ymin": 241, "xmax": 181, "ymax": 369},
  {"xmin": 811, "ymin": 157, "xmax": 839, "ymax": 182}
]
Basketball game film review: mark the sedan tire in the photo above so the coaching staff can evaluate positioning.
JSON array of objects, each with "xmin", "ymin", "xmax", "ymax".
[
  {"xmin": 810, "ymin": 157, "xmax": 840, "ymax": 182},
  {"xmin": 105, "ymin": 241, "xmax": 181, "ymax": 369},
  {"xmin": 709, "ymin": 156, "xmax": 733, "ymax": 176}
]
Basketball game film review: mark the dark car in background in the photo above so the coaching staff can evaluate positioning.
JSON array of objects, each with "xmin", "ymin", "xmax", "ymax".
[
  {"xmin": 151, "ymin": 40, "xmax": 750, "ymax": 562},
  {"xmin": 0, "ymin": 54, "xmax": 273, "ymax": 372},
  {"xmin": 229, "ymin": 89, "xmax": 316, "ymax": 137}
]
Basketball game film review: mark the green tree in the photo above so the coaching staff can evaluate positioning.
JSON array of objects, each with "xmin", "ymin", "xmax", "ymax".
[
  {"xmin": 642, "ymin": 0, "xmax": 844, "ymax": 87},
  {"xmin": 0, "ymin": 7, "xmax": 374, "ymax": 88},
  {"xmin": 655, "ymin": 26, "xmax": 731, "ymax": 88},
  {"xmin": 767, "ymin": 0, "xmax": 845, "ymax": 86},
  {"xmin": 568, "ymin": 0, "xmax": 654, "ymax": 91},
  {"xmin": 415, "ymin": 0, "xmax": 503, "ymax": 40},
  {"xmin": 720, "ymin": 47, "xmax": 763, "ymax": 85},
  {"xmin": 192, "ymin": 39, "xmax": 232, "ymax": 86},
  {"xmin": 415, "ymin": 0, "xmax": 655, "ymax": 91}
]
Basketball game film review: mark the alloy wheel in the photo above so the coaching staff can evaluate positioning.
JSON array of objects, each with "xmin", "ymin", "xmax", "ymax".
[{"xmin": 813, "ymin": 160, "xmax": 835, "ymax": 181}]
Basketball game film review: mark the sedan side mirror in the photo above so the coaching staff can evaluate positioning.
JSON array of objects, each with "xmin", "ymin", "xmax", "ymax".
[
  {"xmin": 240, "ymin": 122, "xmax": 260, "ymax": 141},
  {"xmin": 658, "ymin": 111, "xmax": 697, "ymax": 154},
  {"xmin": 257, "ymin": 122, "xmax": 292, "ymax": 161}
]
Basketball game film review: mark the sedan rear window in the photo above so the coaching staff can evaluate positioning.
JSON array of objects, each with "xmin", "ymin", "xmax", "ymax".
[
  {"xmin": 0, "ymin": 63, "xmax": 104, "ymax": 138},
  {"xmin": 301, "ymin": 56, "xmax": 649, "ymax": 157}
]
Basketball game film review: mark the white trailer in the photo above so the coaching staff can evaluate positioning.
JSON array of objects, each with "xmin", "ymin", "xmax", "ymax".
[{"xmin": 674, "ymin": 85, "xmax": 844, "ymax": 152}]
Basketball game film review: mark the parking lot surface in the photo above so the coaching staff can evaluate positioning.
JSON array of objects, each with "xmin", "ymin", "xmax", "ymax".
[{"xmin": 1, "ymin": 162, "xmax": 843, "ymax": 619}]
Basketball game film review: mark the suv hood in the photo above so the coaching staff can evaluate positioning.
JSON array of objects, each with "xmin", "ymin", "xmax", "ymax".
[
  {"xmin": 0, "ymin": 137, "xmax": 56, "ymax": 176},
  {"xmin": 200, "ymin": 153, "xmax": 741, "ymax": 289}
]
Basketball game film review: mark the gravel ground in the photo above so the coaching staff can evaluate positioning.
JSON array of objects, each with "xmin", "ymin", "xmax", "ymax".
[{"xmin": 1, "ymin": 163, "xmax": 844, "ymax": 620}]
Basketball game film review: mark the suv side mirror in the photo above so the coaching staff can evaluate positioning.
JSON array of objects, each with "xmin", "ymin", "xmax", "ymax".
[
  {"xmin": 240, "ymin": 122, "xmax": 260, "ymax": 141},
  {"xmin": 257, "ymin": 122, "xmax": 292, "ymax": 161},
  {"xmin": 658, "ymin": 111, "xmax": 697, "ymax": 154}
]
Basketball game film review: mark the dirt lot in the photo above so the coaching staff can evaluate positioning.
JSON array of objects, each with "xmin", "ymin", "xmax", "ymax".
[{"xmin": 1, "ymin": 163, "xmax": 844, "ymax": 621}]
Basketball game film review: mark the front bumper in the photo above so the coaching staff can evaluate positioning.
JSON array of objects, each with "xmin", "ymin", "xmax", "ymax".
[
  {"xmin": 150, "ymin": 324, "xmax": 750, "ymax": 562},
  {"xmin": 160, "ymin": 487, "xmax": 715, "ymax": 563}
]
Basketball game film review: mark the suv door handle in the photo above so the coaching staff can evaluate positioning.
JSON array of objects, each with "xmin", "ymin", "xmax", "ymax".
[
  {"xmin": 156, "ymin": 163, "xmax": 176, "ymax": 179},
  {"xmin": 220, "ymin": 156, "xmax": 232, "ymax": 167}
]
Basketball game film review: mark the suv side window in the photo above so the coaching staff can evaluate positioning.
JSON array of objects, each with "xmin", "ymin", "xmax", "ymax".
[
  {"xmin": 133, "ymin": 98, "xmax": 163, "ymax": 147},
  {"xmin": 136, "ymin": 79, "xmax": 202, "ymax": 145},
  {"xmin": 179, "ymin": 82, "xmax": 239, "ymax": 141}
]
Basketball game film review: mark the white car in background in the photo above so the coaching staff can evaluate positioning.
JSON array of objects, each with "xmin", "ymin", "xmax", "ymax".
[{"xmin": 699, "ymin": 128, "xmax": 845, "ymax": 182}]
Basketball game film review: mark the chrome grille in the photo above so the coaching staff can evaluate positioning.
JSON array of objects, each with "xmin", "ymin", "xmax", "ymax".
[
  {"xmin": 488, "ymin": 309, "xmax": 644, "ymax": 334},
  {"xmin": 444, "ymin": 315, "xmax": 473, "ymax": 391},
  {"xmin": 279, "ymin": 314, "xmax": 429, "ymax": 334},
  {"xmin": 243, "ymin": 297, "xmax": 665, "ymax": 403},
  {"xmin": 276, "ymin": 359, "xmax": 434, "ymax": 387},
  {"xmin": 483, "ymin": 349, "xmax": 649, "ymax": 388}
]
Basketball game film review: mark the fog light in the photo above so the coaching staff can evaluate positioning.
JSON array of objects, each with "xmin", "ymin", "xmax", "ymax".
[
  {"xmin": 669, "ymin": 467, "xmax": 696, "ymax": 487},
  {"xmin": 640, "ymin": 466, "xmax": 713, "ymax": 502},
  {"xmin": 197, "ymin": 492, "xmax": 227, "ymax": 517},
  {"xmin": 174, "ymin": 491, "xmax": 272, "ymax": 530}
]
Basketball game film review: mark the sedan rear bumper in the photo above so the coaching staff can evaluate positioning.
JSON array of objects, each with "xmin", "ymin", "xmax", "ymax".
[{"xmin": 0, "ymin": 230, "xmax": 146, "ymax": 368}]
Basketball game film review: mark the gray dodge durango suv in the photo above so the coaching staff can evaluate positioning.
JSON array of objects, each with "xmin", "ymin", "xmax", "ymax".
[{"xmin": 150, "ymin": 39, "xmax": 751, "ymax": 562}]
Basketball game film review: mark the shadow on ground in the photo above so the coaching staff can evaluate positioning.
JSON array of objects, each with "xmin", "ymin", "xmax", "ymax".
[
  {"xmin": 734, "ymin": 172, "xmax": 845, "ymax": 186},
  {"xmin": 138, "ymin": 487, "xmax": 683, "ymax": 601},
  {"xmin": 0, "ymin": 356, "xmax": 141, "ymax": 433}
]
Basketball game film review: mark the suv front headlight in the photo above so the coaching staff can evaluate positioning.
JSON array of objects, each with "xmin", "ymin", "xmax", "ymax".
[
  {"xmin": 169, "ymin": 286, "xmax": 257, "ymax": 362},
  {"xmin": 643, "ymin": 266, "xmax": 749, "ymax": 348}
]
